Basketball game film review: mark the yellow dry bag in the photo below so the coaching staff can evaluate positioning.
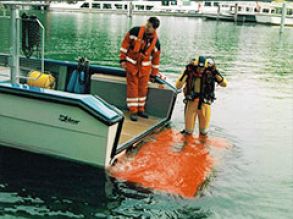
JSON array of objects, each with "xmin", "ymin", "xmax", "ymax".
[{"xmin": 27, "ymin": 71, "xmax": 55, "ymax": 89}]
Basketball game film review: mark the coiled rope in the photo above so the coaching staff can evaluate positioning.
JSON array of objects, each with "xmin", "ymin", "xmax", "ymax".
[{"xmin": 21, "ymin": 13, "xmax": 41, "ymax": 58}]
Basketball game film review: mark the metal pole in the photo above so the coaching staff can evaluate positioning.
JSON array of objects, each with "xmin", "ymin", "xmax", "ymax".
[
  {"xmin": 217, "ymin": 4, "xmax": 220, "ymax": 21},
  {"xmin": 4, "ymin": 8, "xmax": 6, "ymax": 16},
  {"xmin": 127, "ymin": 0, "xmax": 133, "ymax": 17},
  {"xmin": 280, "ymin": 3, "xmax": 286, "ymax": 33},
  {"xmin": 10, "ymin": 5, "xmax": 19, "ymax": 84},
  {"xmin": 16, "ymin": 8, "xmax": 20, "ymax": 76},
  {"xmin": 127, "ymin": 14, "xmax": 133, "ymax": 29},
  {"xmin": 234, "ymin": 3, "xmax": 238, "ymax": 23},
  {"xmin": 36, "ymin": 19, "xmax": 45, "ymax": 73},
  {"xmin": 89, "ymin": 0, "xmax": 92, "ymax": 9}
]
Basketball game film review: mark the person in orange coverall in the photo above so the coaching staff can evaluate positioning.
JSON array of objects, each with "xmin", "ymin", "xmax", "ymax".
[{"xmin": 120, "ymin": 17, "xmax": 161, "ymax": 121}]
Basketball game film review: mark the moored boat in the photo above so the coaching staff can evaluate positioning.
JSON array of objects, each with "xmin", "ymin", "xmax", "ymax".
[
  {"xmin": 49, "ymin": 0, "xmax": 202, "ymax": 17},
  {"xmin": 0, "ymin": 57, "xmax": 178, "ymax": 168},
  {"xmin": 202, "ymin": 1, "xmax": 293, "ymax": 26},
  {"xmin": 0, "ymin": 2, "xmax": 178, "ymax": 168},
  {"xmin": 255, "ymin": 3, "xmax": 293, "ymax": 26}
]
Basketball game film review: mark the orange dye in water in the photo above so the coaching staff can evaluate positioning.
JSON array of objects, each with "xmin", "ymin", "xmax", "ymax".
[{"xmin": 109, "ymin": 129, "xmax": 231, "ymax": 198}]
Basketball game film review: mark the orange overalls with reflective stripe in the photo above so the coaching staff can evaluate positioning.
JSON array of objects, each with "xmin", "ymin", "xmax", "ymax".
[{"xmin": 120, "ymin": 26, "xmax": 160, "ymax": 113}]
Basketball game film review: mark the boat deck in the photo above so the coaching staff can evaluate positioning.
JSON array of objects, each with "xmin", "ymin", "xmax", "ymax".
[
  {"xmin": 119, "ymin": 111, "xmax": 160, "ymax": 145},
  {"xmin": 91, "ymin": 73, "xmax": 164, "ymax": 145}
]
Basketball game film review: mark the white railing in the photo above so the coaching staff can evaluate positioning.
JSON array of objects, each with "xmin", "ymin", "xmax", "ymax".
[{"xmin": 1, "ymin": 1, "xmax": 47, "ymax": 83}]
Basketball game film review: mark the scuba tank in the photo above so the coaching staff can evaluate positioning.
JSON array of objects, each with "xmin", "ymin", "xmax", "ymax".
[
  {"xmin": 198, "ymin": 64, "xmax": 217, "ymax": 110},
  {"xmin": 182, "ymin": 63, "xmax": 198, "ymax": 104},
  {"xmin": 182, "ymin": 57, "xmax": 218, "ymax": 109}
]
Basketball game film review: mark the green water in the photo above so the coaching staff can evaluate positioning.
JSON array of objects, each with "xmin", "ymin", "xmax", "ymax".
[{"xmin": 0, "ymin": 11, "xmax": 293, "ymax": 218}]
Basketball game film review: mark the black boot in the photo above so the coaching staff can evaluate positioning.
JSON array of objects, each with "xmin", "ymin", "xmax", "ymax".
[
  {"xmin": 130, "ymin": 113, "xmax": 138, "ymax": 122},
  {"xmin": 180, "ymin": 129, "xmax": 192, "ymax": 135},
  {"xmin": 138, "ymin": 111, "xmax": 149, "ymax": 119}
]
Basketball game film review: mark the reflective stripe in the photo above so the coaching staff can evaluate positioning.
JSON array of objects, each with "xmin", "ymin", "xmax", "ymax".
[
  {"xmin": 138, "ymin": 103, "xmax": 145, "ymax": 106},
  {"xmin": 127, "ymin": 103, "xmax": 139, "ymax": 107},
  {"xmin": 152, "ymin": 65, "xmax": 159, "ymax": 69},
  {"xmin": 138, "ymin": 97, "xmax": 146, "ymax": 101},
  {"xmin": 120, "ymin": 47, "xmax": 127, "ymax": 53},
  {"xmin": 141, "ymin": 61, "xmax": 151, "ymax": 66},
  {"xmin": 129, "ymin": 35, "xmax": 138, "ymax": 40},
  {"xmin": 127, "ymin": 97, "xmax": 139, "ymax": 101},
  {"xmin": 126, "ymin": 56, "xmax": 137, "ymax": 65}
]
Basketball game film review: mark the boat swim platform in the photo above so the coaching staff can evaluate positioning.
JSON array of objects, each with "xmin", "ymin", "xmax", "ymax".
[{"xmin": 119, "ymin": 111, "xmax": 160, "ymax": 145}]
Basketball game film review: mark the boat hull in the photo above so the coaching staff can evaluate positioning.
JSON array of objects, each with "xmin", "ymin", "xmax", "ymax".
[
  {"xmin": 256, "ymin": 14, "xmax": 293, "ymax": 26},
  {"xmin": 0, "ymin": 83, "xmax": 123, "ymax": 167}
]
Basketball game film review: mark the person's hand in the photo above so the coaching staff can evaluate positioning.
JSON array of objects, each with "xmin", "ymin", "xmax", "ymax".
[
  {"xmin": 150, "ymin": 75, "xmax": 156, "ymax": 83},
  {"xmin": 211, "ymin": 67, "xmax": 219, "ymax": 77},
  {"xmin": 120, "ymin": 61, "xmax": 127, "ymax": 70},
  {"xmin": 158, "ymin": 72, "xmax": 167, "ymax": 80}
]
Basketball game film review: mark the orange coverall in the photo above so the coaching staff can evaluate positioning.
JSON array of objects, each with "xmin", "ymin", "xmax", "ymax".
[{"xmin": 120, "ymin": 26, "xmax": 161, "ymax": 113}]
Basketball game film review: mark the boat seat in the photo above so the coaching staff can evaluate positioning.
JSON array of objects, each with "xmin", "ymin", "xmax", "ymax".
[
  {"xmin": 91, "ymin": 73, "xmax": 126, "ymax": 84},
  {"xmin": 90, "ymin": 73, "xmax": 173, "ymax": 118},
  {"xmin": 91, "ymin": 73, "xmax": 165, "ymax": 89}
]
